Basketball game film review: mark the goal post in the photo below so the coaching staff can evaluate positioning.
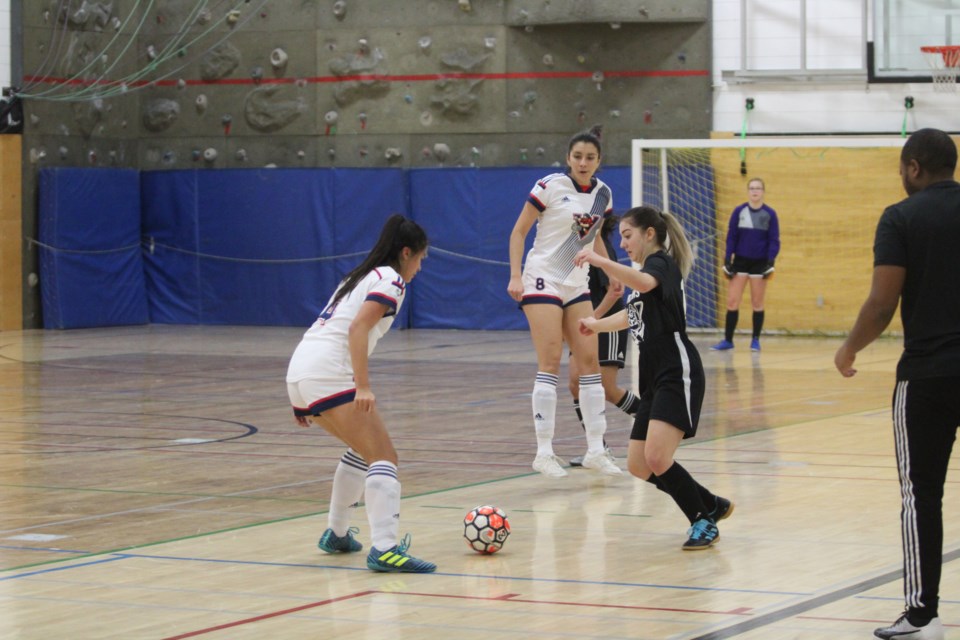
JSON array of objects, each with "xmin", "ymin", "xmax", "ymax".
[{"xmin": 630, "ymin": 136, "xmax": 907, "ymax": 336}]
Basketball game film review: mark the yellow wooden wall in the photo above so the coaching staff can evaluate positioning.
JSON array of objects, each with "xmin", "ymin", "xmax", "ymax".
[
  {"xmin": 708, "ymin": 144, "xmax": 907, "ymax": 334},
  {"xmin": 0, "ymin": 136, "xmax": 22, "ymax": 331}
]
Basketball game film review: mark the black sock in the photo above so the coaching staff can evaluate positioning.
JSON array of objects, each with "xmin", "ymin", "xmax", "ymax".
[
  {"xmin": 616, "ymin": 390, "xmax": 641, "ymax": 416},
  {"xmin": 725, "ymin": 310, "xmax": 739, "ymax": 342},
  {"xmin": 908, "ymin": 610, "xmax": 936, "ymax": 626},
  {"xmin": 752, "ymin": 310, "xmax": 764, "ymax": 338},
  {"xmin": 645, "ymin": 474, "xmax": 670, "ymax": 495},
  {"xmin": 655, "ymin": 462, "xmax": 711, "ymax": 524}
]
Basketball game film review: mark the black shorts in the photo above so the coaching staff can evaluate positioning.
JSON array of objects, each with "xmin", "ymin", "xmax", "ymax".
[
  {"xmin": 598, "ymin": 328, "xmax": 628, "ymax": 368},
  {"xmin": 731, "ymin": 256, "xmax": 769, "ymax": 276},
  {"xmin": 630, "ymin": 333, "xmax": 705, "ymax": 440}
]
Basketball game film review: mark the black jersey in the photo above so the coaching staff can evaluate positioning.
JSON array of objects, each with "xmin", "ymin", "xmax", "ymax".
[
  {"xmin": 874, "ymin": 180, "xmax": 960, "ymax": 380},
  {"xmin": 625, "ymin": 251, "xmax": 688, "ymax": 346},
  {"xmin": 588, "ymin": 234, "xmax": 626, "ymax": 318}
]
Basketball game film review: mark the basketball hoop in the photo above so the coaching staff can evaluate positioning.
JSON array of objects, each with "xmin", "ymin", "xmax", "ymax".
[{"xmin": 920, "ymin": 45, "xmax": 960, "ymax": 92}]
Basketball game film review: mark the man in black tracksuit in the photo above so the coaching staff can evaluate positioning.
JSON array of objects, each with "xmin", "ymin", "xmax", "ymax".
[{"xmin": 836, "ymin": 128, "xmax": 960, "ymax": 640}]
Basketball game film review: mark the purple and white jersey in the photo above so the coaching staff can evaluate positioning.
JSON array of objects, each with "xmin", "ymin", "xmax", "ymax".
[
  {"xmin": 524, "ymin": 173, "xmax": 613, "ymax": 286},
  {"xmin": 286, "ymin": 266, "xmax": 406, "ymax": 382}
]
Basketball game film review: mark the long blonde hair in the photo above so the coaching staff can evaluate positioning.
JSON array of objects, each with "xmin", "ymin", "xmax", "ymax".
[{"xmin": 621, "ymin": 206, "xmax": 694, "ymax": 278}]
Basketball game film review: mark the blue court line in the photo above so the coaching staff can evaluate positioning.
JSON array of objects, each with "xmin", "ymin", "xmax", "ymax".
[
  {"xmin": 115, "ymin": 552, "xmax": 810, "ymax": 596},
  {"xmin": 0, "ymin": 555, "xmax": 129, "ymax": 581}
]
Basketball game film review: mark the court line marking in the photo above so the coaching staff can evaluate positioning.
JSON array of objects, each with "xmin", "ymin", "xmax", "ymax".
[
  {"xmin": 159, "ymin": 588, "xmax": 745, "ymax": 640},
  {"xmin": 686, "ymin": 547, "xmax": 960, "ymax": 639},
  {"xmin": 43, "ymin": 551, "xmax": 810, "ymax": 596},
  {"xmin": 158, "ymin": 590, "xmax": 377, "ymax": 640},
  {"xmin": 0, "ymin": 556, "xmax": 128, "ymax": 581},
  {"xmin": 384, "ymin": 589, "xmax": 753, "ymax": 616}
]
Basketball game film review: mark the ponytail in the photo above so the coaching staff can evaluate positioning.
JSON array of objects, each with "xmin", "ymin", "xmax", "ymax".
[
  {"xmin": 332, "ymin": 214, "xmax": 429, "ymax": 306},
  {"xmin": 620, "ymin": 206, "xmax": 694, "ymax": 278}
]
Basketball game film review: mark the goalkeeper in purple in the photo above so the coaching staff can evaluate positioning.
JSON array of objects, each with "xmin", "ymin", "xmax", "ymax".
[
  {"xmin": 507, "ymin": 127, "xmax": 622, "ymax": 479},
  {"xmin": 712, "ymin": 177, "xmax": 781, "ymax": 352}
]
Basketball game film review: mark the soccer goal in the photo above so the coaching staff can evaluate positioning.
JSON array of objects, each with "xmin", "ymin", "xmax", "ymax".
[{"xmin": 630, "ymin": 136, "xmax": 907, "ymax": 336}]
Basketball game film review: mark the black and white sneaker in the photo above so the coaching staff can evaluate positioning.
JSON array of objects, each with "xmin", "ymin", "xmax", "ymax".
[{"xmin": 874, "ymin": 612, "xmax": 943, "ymax": 639}]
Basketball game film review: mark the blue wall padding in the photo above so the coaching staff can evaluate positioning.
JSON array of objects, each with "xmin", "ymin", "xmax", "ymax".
[
  {"xmin": 141, "ymin": 168, "xmax": 409, "ymax": 327},
  {"xmin": 38, "ymin": 168, "xmax": 149, "ymax": 329},
  {"xmin": 410, "ymin": 167, "xmax": 542, "ymax": 330},
  {"xmin": 408, "ymin": 166, "xmax": 633, "ymax": 330},
  {"xmin": 38, "ymin": 165, "xmax": 715, "ymax": 331}
]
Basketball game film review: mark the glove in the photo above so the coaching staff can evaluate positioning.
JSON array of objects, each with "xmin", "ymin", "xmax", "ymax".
[
  {"xmin": 722, "ymin": 261, "xmax": 734, "ymax": 279},
  {"xmin": 761, "ymin": 262, "xmax": 775, "ymax": 279}
]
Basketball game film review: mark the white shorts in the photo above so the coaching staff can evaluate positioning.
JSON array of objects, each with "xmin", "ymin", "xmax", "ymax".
[
  {"xmin": 520, "ymin": 270, "xmax": 590, "ymax": 307},
  {"xmin": 287, "ymin": 377, "xmax": 355, "ymax": 417}
]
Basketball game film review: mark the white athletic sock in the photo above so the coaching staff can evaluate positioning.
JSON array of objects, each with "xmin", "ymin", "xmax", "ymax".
[
  {"xmin": 579, "ymin": 374, "xmax": 607, "ymax": 454},
  {"xmin": 328, "ymin": 449, "xmax": 367, "ymax": 536},
  {"xmin": 365, "ymin": 461, "xmax": 401, "ymax": 552},
  {"xmin": 532, "ymin": 372, "xmax": 559, "ymax": 456}
]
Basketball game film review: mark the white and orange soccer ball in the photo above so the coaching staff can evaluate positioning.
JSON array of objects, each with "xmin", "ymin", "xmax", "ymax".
[{"xmin": 463, "ymin": 505, "xmax": 511, "ymax": 554}]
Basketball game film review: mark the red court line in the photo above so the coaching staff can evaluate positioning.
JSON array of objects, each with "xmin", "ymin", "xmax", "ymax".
[
  {"xmin": 159, "ymin": 590, "xmax": 376, "ymax": 640},
  {"xmin": 160, "ymin": 588, "xmax": 750, "ymax": 638},
  {"xmin": 386, "ymin": 589, "xmax": 753, "ymax": 616},
  {"xmin": 23, "ymin": 68, "xmax": 707, "ymax": 89}
]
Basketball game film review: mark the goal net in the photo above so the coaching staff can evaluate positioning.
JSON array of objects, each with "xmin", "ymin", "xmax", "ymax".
[{"xmin": 630, "ymin": 137, "xmax": 907, "ymax": 336}]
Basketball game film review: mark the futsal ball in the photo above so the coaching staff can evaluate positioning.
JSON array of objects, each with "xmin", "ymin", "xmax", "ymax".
[{"xmin": 463, "ymin": 505, "xmax": 511, "ymax": 554}]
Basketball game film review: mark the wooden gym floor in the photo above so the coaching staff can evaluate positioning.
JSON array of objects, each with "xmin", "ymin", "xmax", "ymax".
[{"xmin": 0, "ymin": 326, "xmax": 957, "ymax": 639}]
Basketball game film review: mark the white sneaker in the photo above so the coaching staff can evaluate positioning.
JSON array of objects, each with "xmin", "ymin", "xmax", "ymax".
[
  {"xmin": 874, "ymin": 613, "xmax": 943, "ymax": 639},
  {"xmin": 580, "ymin": 449, "xmax": 623, "ymax": 476},
  {"xmin": 532, "ymin": 454, "xmax": 568, "ymax": 478}
]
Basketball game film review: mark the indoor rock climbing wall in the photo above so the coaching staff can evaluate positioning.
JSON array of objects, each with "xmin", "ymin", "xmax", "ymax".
[
  {"xmin": 15, "ymin": 0, "xmax": 710, "ymax": 326},
  {"xmin": 19, "ymin": 0, "xmax": 710, "ymax": 171}
]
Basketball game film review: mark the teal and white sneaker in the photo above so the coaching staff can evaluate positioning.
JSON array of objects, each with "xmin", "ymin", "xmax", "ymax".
[
  {"xmin": 682, "ymin": 518, "xmax": 720, "ymax": 550},
  {"xmin": 318, "ymin": 526, "xmax": 362, "ymax": 553},
  {"xmin": 366, "ymin": 533, "xmax": 437, "ymax": 573}
]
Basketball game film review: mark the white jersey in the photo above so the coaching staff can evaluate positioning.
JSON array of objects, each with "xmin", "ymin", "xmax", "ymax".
[
  {"xmin": 286, "ymin": 266, "xmax": 406, "ymax": 382},
  {"xmin": 523, "ymin": 173, "xmax": 613, "ymax": 286}
]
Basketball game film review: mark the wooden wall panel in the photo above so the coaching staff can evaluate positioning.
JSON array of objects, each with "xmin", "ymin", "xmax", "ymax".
[{"xmin": 0, "ymin": 135, "xmax": 22, "ymax": 331}]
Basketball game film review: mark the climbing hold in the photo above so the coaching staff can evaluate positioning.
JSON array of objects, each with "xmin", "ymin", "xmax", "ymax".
[
  {"xmin": 203, "ymin": 147, "xmax": 218, "ymax": 162},
  {"xmin": 270, "ymin": 48, "xmax": 289, "ymax": 71},
  {"xmin": 433, "ymin": 143, "xmax": 450, "ymax": 161},
  {"xmin": 333, "ymin": 0, "xmax": 347, "ymax": 19},
  {"xmin": 324, "ymin": 110, "xmax": 338, "ymax": 135},
  {"xmin": 195, "ymin": 94, "xmax": 208, "ymax": 113}
]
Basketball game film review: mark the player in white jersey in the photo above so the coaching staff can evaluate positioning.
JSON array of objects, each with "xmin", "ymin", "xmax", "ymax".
[
  {"xmin": 286, "ymin": 214, "xmax": 436, "ymax": 573},
  {"xmin": 507, "ymin": 127, "xmax": 622, "ymax": 479}
]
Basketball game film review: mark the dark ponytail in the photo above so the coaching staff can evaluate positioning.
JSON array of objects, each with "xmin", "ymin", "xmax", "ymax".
[
  {"xmin": 332, "ymin": 214, "xmax": 428, "ymax": 306},
  {"xmin": 567, "ymin": 124, "xmax": 603, "ymax": 157}
]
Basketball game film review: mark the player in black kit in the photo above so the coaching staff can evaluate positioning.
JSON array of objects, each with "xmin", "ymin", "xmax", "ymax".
[{"xmin": 575, "ymin": 205, "xmax": 733, "ymax": 550}]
